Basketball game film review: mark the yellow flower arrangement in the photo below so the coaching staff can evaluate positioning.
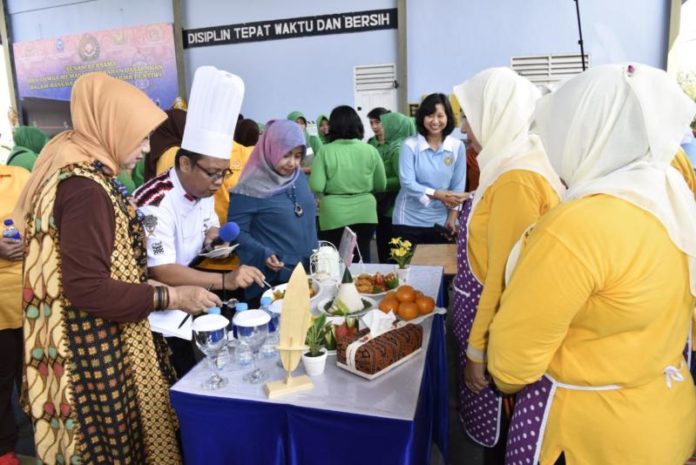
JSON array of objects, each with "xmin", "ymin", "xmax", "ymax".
[{"xmin": 389, "ymin": 237, "xmax": 414, "ymax": 269}]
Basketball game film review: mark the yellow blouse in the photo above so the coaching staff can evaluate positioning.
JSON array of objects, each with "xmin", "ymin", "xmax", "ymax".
[
  {"xmin": 0, "ymin": 165, "xmax": 30, "ymax": 329},
  {"xmin": 672, "ymin": 148, "xmax": 696, "ymax": 197},
  {"xmin": 488, "ymin": 195, "xmax": 696, "ymax": 465},
  {"xmin": 466, "ymin": 169, "xmax": 559, "ymax": 362},
  {"xmin": 155, "ymin": 146, "xmax": 179, "ymax": 176},
  {"xmin": 214, "ymin": 142, "xmax": 254, "ymax": 224}
]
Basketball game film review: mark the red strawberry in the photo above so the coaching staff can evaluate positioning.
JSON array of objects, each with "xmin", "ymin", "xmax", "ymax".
[{"xmin": 335, "ymin": 323, "xmax": 349, "ymax": 339}]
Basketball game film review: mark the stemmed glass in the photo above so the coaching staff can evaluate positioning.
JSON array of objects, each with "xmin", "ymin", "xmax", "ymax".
[
  {"xmin": 192, "ymin": 314, "xmax": 230, "ymax": 390},
  {"xmin": 233, "ymin": 310, "xmax": 270, "ymax": 384}
]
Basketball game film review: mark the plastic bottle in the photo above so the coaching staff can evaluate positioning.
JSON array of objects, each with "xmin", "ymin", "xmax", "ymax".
[
  {"xmin": 259, "ymin": 296, "xmax": 278, "ymax": 358},
  {"xmin": 231, "ymin": 302, "xmax": 253, "ymax": 367},
  {"xmin": 260, "ymin": 296, "xmax": 274, "ymax": 330},
  {"xmin": 231, "ymin": 302, "xmax": 248, "ymax": 339},
  {"xmin": 206, "ymin": 307, "xmax": 229, "ymax": 369},
  {"xmin": 2, "ymin": 219, "xmax": 20, "ymax": 241},
  {"xmin": 208, "ymin": 306, "xmax": 222, "ymax": 315}
]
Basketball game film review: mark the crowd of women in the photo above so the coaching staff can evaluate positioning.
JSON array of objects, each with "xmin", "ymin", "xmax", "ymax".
[{"xmin": 0, "ymin": 61, "xmax": 695, "ymax": 465}]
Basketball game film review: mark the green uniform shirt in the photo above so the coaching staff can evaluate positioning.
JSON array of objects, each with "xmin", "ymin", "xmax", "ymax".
[{"xmin": 309, "ymin": 139, "xmax": 386, "ymax": 230}]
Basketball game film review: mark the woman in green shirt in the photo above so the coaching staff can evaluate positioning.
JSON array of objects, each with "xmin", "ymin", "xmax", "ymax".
[
  {"xmin": 316, "ymin": 114, "xmax": 330, "ymax": 144},
  {"xmin": 375, "ymin": 112, "xmax": 416, "ymax": 262},
  {"xmin": 7, "ymin": 126, "xmax": 49, "ymax": 171},
  {"xmin": 367, "ymin": 107, "xmax": 390, "ymax": 159},
  {"xmin": 309, "ymin": 106, "xmax": 386, "ymax": 263},
  {"xmin": 287, "ymin": 110, "xmax": 323, "ymax": 174}
]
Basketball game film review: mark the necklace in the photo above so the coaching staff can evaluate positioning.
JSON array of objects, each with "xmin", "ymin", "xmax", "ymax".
[{"xmin": 287, "ymin": 184, "xmax": 303, "ymax": 217}]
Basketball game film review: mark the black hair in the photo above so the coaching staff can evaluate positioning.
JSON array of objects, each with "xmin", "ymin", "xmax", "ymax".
[
  {"xmin": 328, "ymin": 105, "xmax": 364, "ymax": 141},
  {"xmin": 367, "ymin": 107, "xmax": 390, "ymax": 121},
  {"xmin": 295, "ymin": 116, "xmax": 307, "ymax": 125},
  {"xmin": 175, "ymin": 148, "xmax": 202, "ymax": 169},
  {"xmin": 234, "ymin": 118, "xmax": 260, "ymax": 147},
  {"xmin": 415, "ymin": 93, "xmax": 455, "ymax": 138}
]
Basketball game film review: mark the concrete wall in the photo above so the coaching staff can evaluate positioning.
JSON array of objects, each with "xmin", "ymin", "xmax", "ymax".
[
  {"xmin": 8, "ymin": 0, "xmax": 173, "ymax": 41},
  {"xmin": 182, "ymin": 0, "xmax": 398, "ymax": 122},
  {"xmin": 405, "ymin": 0, "xmax": 670, "ymax": 101},
  {"xmin": 5, "ymin": 0, "xmax": 671, "ymax": 121}
]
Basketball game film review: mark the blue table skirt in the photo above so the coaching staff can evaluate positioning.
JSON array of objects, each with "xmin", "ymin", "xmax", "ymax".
[{"xmin": 171, "ymin": 276, "xmax": 449, "ymax": 465}]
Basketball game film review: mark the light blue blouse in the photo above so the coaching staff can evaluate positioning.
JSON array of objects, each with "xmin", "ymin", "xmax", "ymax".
[{"xmin": 392, "ymin": 134, "xmax": 466, "ymax": 227}]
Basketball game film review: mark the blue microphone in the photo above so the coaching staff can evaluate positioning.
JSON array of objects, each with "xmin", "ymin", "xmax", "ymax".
[
  {"xmin": 189, "ymin": 222, "xmax": 241, "ymax": 268},
  {"xmin": 210, "ymin": 222, "xmax": 240, "ymax": 248}
]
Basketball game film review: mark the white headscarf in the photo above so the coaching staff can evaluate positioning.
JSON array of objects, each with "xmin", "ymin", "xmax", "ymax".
[
  {"xmin": 453, "ymin": 67, "xmax": 565, "ymax": 217},
  {"xmin": 534, "ymin": 63, "xmax": 696, "ymax": 295}
]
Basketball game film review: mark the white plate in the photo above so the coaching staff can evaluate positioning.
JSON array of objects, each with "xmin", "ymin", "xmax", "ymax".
[
  {"xmin": 316, "ymin": 296, "xmax": 377, "ymax": 318},
  {"xmin": 353, "ymin": 273, "xmax": 400, "ymax": 298},
  {"xmin": 198, "ymin": 243, "xmax": 240, "ymax": 259},
  {"xmin": 262, "ymin": 280, "xmax": 322, "ymax": 303}
]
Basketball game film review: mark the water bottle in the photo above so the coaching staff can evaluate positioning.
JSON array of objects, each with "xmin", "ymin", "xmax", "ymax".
[
  {"xmin": 231, "ymin": 302, "xmax": 253, "ymax": 368},
  {"xmin": 3, "ymin": 219, "xmax": 20, "ymax": 241},
  {"xmin": 207, "ymin": 307, "xmax": 230, "ymax": 369},
  {"xmin": 231, "ymin": 302, "xmax": 248, "ymax": 339},
  {"xmin": 259, "ymin": 296, "xmax": 277, "ymax": 358}
]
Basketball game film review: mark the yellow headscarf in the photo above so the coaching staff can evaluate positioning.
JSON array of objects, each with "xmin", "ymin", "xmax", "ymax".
[{"xmin": 14, "ymin": 72, "xmax": 166, "ymax": 233}]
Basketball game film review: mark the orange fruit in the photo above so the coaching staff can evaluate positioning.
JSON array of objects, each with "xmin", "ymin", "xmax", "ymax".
[
  {"xmin": 396, "ymin": 286, "xmax": 416, "ymax": 303},
  {"xmin": 385, "ymin": 291, "xmax": 397, "ymax": 301},
  {"xmin": 398, "ymin": 302, "xmax": 418, "ymax": 321},
  {"xmin": 416, "ymin": 296, "xmax": 435, "ymax": 315},
  {"xmin": 379, "ymin": 297, "xmax": 399, "ymax": 314},
  {"xmin": 414, "ymin": 290, "xmax": 424, "ymax": 300}
]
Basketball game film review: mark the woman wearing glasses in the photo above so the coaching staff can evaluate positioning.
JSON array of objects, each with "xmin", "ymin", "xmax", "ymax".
[{"xmin": 228, "ymin": 119, "xmax": 318, "ymax": 300}]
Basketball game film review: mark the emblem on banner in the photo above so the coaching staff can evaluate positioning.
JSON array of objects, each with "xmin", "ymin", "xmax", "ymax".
[{"xmin": 78, "ymin": 34, "xmax": 100, "ymax": 61}]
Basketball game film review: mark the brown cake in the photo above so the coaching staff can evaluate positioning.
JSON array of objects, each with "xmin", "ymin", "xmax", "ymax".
[{"xmin": 336, "ymin": 323, "xmax": 423, "ymax": 376}]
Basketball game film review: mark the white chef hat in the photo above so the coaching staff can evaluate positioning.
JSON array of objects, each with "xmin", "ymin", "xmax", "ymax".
[{"xmin": 181, "ymin": 66, "xmax": 245, "ymax": 159}]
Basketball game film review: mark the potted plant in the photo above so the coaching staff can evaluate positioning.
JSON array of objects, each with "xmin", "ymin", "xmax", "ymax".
[
  {"xmin": 389, "ymin": 237, "xmax": 414, "ymax": 282},
  {"xmin": 302, "ymin": 314, "xmax": 330, "ymax": 376}
]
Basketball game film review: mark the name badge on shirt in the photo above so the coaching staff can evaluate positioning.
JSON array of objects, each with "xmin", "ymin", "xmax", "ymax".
[{"xmin": 444, "ymin": 156, "xmax": 453, "ymax": 166}]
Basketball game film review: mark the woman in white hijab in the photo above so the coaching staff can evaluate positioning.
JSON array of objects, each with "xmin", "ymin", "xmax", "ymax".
[
  {"xmin": 488, "ymin": 64, "xmax": 696, "ymax": 465},
  {"xmin": 450, "ymin": 68, "xmax": 564, "ymax": 457}
]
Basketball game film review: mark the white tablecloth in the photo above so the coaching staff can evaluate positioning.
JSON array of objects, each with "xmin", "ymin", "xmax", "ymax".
[{"xmin": 170, "ymin": 264, "xmax": 444, "ymax": 421}]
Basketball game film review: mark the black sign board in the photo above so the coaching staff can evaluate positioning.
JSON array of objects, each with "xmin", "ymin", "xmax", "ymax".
[{"xmin": 183, "ymin": 8, "xmax": 397, "ymax": 49}]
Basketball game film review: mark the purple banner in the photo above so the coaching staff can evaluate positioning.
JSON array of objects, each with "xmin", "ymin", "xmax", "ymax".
[{"xmin": 13, "ymin": 23, "xmax": 179, "ymax": 109}]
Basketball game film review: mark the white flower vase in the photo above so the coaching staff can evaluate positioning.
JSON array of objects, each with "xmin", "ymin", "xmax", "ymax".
[
  {"xmin": 395, "ymin": 265, "xmax": 411, "ymax": 284},
  {"xmin": 302, "ymin": 351, "xmax": 328, "ymax": 376}
]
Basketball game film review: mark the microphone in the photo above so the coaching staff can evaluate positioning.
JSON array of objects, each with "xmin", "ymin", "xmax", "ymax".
[
  {"xmin": 209, "ymin": 222, "xmax": 240, "ymax": 249},
  {"xmin": 188, "ymin": 222, "xmax": 240, "ymax": 268}
]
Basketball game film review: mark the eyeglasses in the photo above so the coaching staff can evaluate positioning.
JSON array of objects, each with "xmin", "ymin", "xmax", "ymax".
[{"xmin": 192, "ymin": 160, "xmax": 233, "ymax": 181}]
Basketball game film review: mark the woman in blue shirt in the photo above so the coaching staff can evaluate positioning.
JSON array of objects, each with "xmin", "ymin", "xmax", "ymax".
[
  {"xmin": 228, "ymin": 120, "xmax": 318, "ymax": 299},
  {"xmin": 392, "ymin": 93, "xmax": 467, "ymax": 245}
]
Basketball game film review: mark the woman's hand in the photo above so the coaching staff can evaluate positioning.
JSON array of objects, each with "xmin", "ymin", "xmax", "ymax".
[
  {"xmin": 445, "ymin": 191, "xmax": 469, "ymax": 205},
  {"xmin": 433, "ymin": 190, "xmax": 467, "ymax": 208},
  {"xmin": 445, "ymin": 212, "xmax": 460, "ymax": 235},
  {"xmin": 168, "ymin": 286, "xmax": 221, "ymax": 315},
  {"xmin": 265, "ymin": 254, "xmax": 284, "ymax": 272},
  {"xmin": 464, "ymin": 359, "xmax": 489, "ymax": 394},
  {"xmin": 0, "ymin": 238, "xmax": 23, "ymax": 261}
]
